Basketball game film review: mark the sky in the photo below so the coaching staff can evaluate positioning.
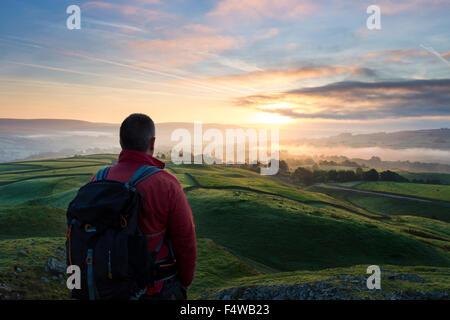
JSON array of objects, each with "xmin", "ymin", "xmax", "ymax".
[{"xmin": 0, "ymin": 0, "xmax": 449, "ymax": 132}]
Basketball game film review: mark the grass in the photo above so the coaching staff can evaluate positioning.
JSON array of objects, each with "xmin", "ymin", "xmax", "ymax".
[
  {"xmin": 0, "ymin": 237, "xmax": 69, "ymax": 299},
  {"xmin": 357, "ymin": 181, "xmax": 450, "ymax": 202},
  {"xmin": 168, "ymin": 163, "xmax": 379, "ymax": 218},
  {"xmin": 0, "ymin": 206, "xmax": 66, "ymax": 240},
  {"xmin": 189, "ymin": 238, "xmax": 260, "ymax": 299},
  {"xmin": 0, "ymin": 176, "xmax": 87, "ymax": 207},
  {"xmin": 187, "ymin": 188, "xmax": 450, "ymax": 271},
  {"xmin": 312, "ymin": 186, "xmax": 450, "ymax": 222},
  {"xmin": 0, "ymin": 164, "xmax": 42, "ymax": 173},
  {"xmin": 0, "ymin": 154, "xmax": 448, "ymax": 300},
  {"xmin": 400, "ymin": 172, "xmax": 450, "ymax": 185}
]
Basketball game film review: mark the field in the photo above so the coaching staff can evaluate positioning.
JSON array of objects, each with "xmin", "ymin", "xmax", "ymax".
[
  {"xmin": 356, "ymin": 181, "xmax": 450, "ymax": 202},
  {"xmin": 0, "ymin": 155, "xmax": 449, "ymax": 299},
  {"xmin": 399, "ymin": 172, "xmax": 450, "ymax": 185}
]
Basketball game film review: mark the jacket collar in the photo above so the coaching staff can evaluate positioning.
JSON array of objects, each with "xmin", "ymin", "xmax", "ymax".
[{"xmin": 118, "ymin": 149, "xmax": 165, "ymax": 169}]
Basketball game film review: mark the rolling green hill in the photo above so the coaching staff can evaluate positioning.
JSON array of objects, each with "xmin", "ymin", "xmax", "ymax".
[
  {"xmin": 356, "ymin": 181, "xmax": 450, "ymax": 202},
  {"xmin": 0, "ymin": 154, "xmax": 448, "ymax": 300}
]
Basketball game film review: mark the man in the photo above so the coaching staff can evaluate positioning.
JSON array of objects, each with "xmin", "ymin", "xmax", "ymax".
[{"xmin": 92, "ymin": 113, "xmax": 196, "ymax": 299}]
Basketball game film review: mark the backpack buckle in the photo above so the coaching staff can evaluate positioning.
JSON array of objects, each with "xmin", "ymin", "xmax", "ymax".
[{"xmin": 120, "ymin": 216, "xmax": 128, "ymax": 228}]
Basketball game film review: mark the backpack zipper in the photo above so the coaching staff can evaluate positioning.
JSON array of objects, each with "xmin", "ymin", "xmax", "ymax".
[{"xmin": 108, "ymin": 250, "xmax": 112, "ymax": 279}]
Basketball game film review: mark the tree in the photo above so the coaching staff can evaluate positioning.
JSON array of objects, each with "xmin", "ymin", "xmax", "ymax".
[
  {"xmin": 355, "ymin": 167, "xmax": 364, "ymax": 180},
  {"xmin": 293, "ymin": 167, "xmax": 314, "ymax": 186},
  {"xmin": 363, "ymin": 169, "xmax": 379, "ymax": 181},
  {"xmin": 313, "ymin": 170, "xmax": 328, "ymax": 183},
  {"xmin": 380, "ymin": 170, "xmax": 408, "ymax": 182},
  {"xmin": 277, "ymin": 160, "xmax": 290, "ymax": 176},
  {"xmin": 328, "ymin": 169, "xmax": 338, "ymax": 181},
  {"xmin": 336, "ymin": 170, "xmax": 357, "ymax": 182}
]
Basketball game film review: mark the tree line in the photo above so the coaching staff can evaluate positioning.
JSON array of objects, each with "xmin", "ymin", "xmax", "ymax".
[{"xmin": 243, "ymin": 160, "xmax": 441, "ymax": 186}]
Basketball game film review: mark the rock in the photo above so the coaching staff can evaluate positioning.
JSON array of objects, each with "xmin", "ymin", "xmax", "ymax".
[
  {"xmin": 214, "ymin": 275, "xmax": 448, "ymax": 300},
  {"xmin": 14, "ymin": 267, "xmax": 23, "ymax": 273},
  {"xmin": 17, "ymin": 248, "xmax": 28, "ymax": 255},
  {"xmin": 0, "ymin": 284, "xmax": 22, "ymax": 300},
  {"xmin": 47, "ymin": 258, "xmax": 66, "ymax": 274},
  {"xmin": 41, "ymin": 277, "xmax": 50, "ymax": 284},
  {"xmin": 55, "ymin": 247, "xmax": 65, "ymax": 258}
]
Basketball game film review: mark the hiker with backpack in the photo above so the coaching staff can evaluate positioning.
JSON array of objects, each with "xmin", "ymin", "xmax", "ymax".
[{"xmin": 66, "ymin": 113, "xmax": 197, "ymax": 300}]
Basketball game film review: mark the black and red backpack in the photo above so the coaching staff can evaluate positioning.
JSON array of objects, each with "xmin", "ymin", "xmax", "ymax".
[{"xmin": 66, "ymin": 165, "xmax": 177, "ymax": 300}]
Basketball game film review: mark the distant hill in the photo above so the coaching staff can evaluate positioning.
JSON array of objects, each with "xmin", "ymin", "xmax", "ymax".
[
  {"xmin": 0, "ymin": 118, "xmax": 117, "ymax": 133},
  {"xmin": 0, "ymin": 118, "xmax": 245, "ymax": 162},
  {"xmin": 1, "ymin": 118, "xmax": 449, "ymax": 163}
]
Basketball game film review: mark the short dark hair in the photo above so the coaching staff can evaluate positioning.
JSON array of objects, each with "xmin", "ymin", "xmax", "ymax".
[{"xmin": 120, "ymin": 113, "xmax": 155, "ymax": 152}]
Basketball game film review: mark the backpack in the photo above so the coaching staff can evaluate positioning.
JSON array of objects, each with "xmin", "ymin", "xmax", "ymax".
[{"xmin": 65, "ymin": 165, "xmax": 177, "ymax": 300}]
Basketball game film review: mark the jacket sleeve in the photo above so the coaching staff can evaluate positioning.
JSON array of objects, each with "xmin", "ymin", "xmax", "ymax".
[{"xmin": 167, "ymin": 182, "xmax": 197, "ymax": 288}]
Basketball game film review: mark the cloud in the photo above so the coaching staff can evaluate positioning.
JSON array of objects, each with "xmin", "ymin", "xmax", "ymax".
[
  {"xmin": 200, "ymin": 66, "xmax": 376, "ymax": 87},
  {"xmin": 129, "ymin": 35, "xmax": 240, "ymax": 66},
  {"xmin": 82, "ymin": 2, "xmax": 173, "ymax": 23},
  {"xmin": 376, "ymin": 0, "xmax": 448, "ymax": 15},
  {"xmin": 208, "ymin": 0, "xmax": 317, "ymax": 21},
  {"xmin": 182, "ymin": 24, "xmax": 217, "ymax": 34},
  {"xmin": 236, "ymin": 79, "xmax": 450, "ymax": 120},
  {"xmin": 257, "ymin": 28, "xmax": 279, "ymax": 40},
  {"xmin": 364, "ymin": 49, "xmax": 427, "ymax": 62},
  {"xmin": 135, "ymin": 0, "xmax": 161, "ymax": 4}
]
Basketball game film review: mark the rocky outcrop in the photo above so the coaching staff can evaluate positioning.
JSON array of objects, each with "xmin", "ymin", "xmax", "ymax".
[{"xmin": 215, "ymin": 274, "xmax": 448, "ymax": 300}]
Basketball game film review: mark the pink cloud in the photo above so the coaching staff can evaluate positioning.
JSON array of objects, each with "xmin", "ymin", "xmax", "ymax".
[
  {"xmin": 82, "ymin": 2, "xmax": 173, "ymax": 22},
  {"xmin": 208, "ymin": 0, "xmax": 317, "ymax": 20},
  {"xmin": 196, "ymin": 66, "xmax": 373, "ymax": 87},
  {"xmin": 365, "ymin": 49, "xmax": 427, "ymax": 62},
  {"xmin": 129, "ymin": 35, "xmax": 240, "ymax": 66},
  {"xmin": 257, "ymin": 28, "xmax": 279, "ymax": 40},
  {"xmin": 377, "ymin": 0, "xmax": 448, "ymax": 14},
  {"xmin": 182, "ymin": 24, "xmax": 217, "ymax": 34}
]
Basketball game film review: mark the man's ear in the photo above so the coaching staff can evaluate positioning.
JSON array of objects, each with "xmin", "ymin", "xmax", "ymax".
[{"xmin": 147, "ymin": 137, "xmax": 156, "ymax": 156}]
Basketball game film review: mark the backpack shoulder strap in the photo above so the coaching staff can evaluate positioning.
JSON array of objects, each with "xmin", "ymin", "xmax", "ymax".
[
  {"xmin": 126, "ymin": 165, "xmax": 162, "ymax": 189},
  {"xmin": 95, "ymin": 166, "xmax": 111, "ymax": 181}
]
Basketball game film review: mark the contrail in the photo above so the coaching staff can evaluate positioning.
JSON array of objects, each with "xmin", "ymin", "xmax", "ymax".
[
  {"xmin": 420, "ymin": 44, "xmax": 450, "ymax": 68},
  {"xmin": 6, "ymin": 63, "xmax": 224, "ymax": 100},
  {"xmin": 4, "ymin": 35, "xmax": 257, "ymax": 96},
  {"xmin": 8, "ymin": 61, "xmax": 222, "ymax": 98},
  {"xmin": 64, "ymin": 51, "xmax": 254, "ymax": 95},
  {"xmin": 0, "ymin": 77, "xmax": 224, "ymax": 100}
]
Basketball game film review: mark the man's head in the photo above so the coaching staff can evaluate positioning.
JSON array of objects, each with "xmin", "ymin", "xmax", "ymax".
[{"xmin": 120, "ymin": 113, "xmax": 156, "ymax": 156}]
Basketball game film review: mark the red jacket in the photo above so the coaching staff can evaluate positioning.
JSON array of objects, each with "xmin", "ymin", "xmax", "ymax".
[{"xmin": 91, "ymin": 150, "xmax": 196, "ymax": 295}]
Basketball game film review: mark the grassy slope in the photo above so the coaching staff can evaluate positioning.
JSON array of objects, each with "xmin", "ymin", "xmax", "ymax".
[
  {"xmin": 357, "ymin": 181, "xmax": 450, "ymax": 202},
  {"xmin": 0, "ymin": 154, "xmax": 448, "ymax": 299},
  {"xmin": 0, "ymin": 176, "xmax": 88, "ymax": 207},
  {"xmin": 187, "ymin": 188, "xmax": 450, "ymax": 271},
  {"xmin": 169, "ymin": 163, "xmax": 382, "ymax": 219},
  {"xmin": 311, "ymin": 186, "xmax": 450, "ymax": 223},
  {"xmin": 189, "ymin": 238, "xmax": 260, "ymax": 299},
  {"xmin": 0, "ymin": 234, "xmax": 260, "ymax": 299},
  {"xmin": 0, "ymin": 206, "xmax": 66, "ymax": 240},
  {"xmin": 400, "ymin": 172, "xmax": 450, "ymax": 185}
]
